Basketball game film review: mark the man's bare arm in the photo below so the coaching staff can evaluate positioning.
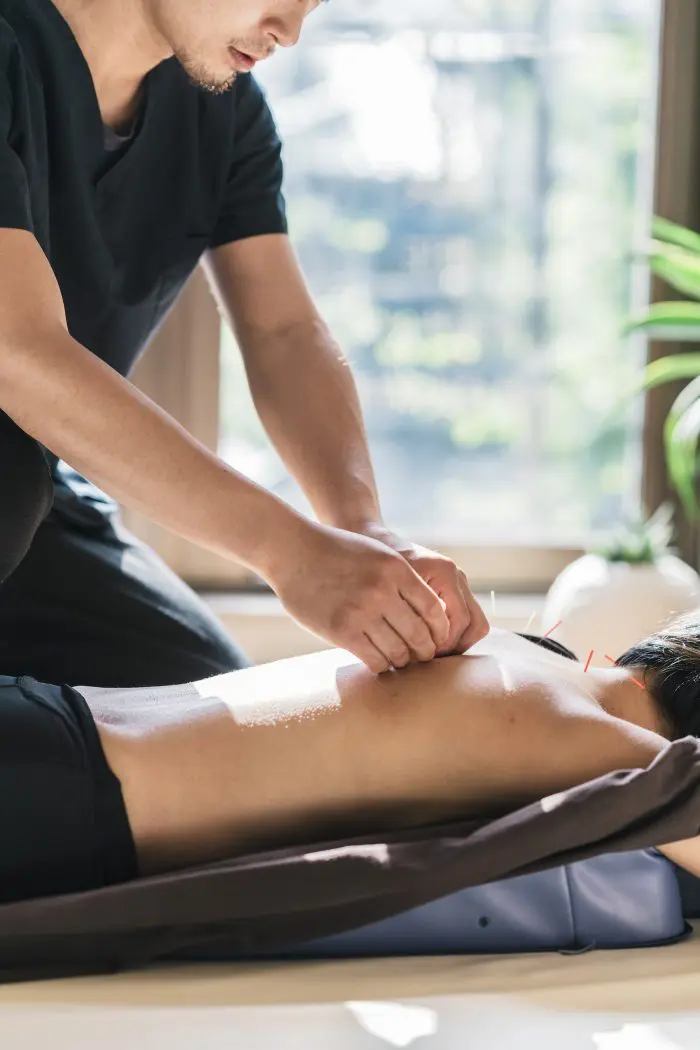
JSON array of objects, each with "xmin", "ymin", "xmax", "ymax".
[
  {"xmin": 0, "ymin": 228, "xmax": 302, "ymax": 578},
  {"xmin": 0, "ymin": 229, "xmax": 451, "ymax": 671},
  {"xmin": 203, "ymin": 234, "xmax": 385, "ymax": 533}
]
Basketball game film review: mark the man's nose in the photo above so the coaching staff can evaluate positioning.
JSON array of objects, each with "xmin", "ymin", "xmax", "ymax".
[{"xmin": 267, "ymin": 9, "xmax": 306, "ymax": 49}]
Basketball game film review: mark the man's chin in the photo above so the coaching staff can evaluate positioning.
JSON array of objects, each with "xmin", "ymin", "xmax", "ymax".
[
  {"xmin": 174, "ymin": 51, "xmax": 238, "ymax": 95},
  {"xmin": 196, "ymin": 72, "xmax": 238, "ymax": 96}
]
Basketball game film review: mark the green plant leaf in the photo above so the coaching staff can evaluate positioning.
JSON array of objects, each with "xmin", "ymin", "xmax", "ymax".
[
  {"xmin": 631, "ymin": 325, "xmax": 700, "ymax": 341},
  {"xmin": 592, "ymin": 500, "xmax": 675, "ymax": 563},
  {"xmin": 624, "ymin": 301, "xmax": 700, "ymax": 335},
  {"xmin": 594, "ymin": 355, "xmax": 700, "ymax": 443},
  {"xmin": 638, "ymin": 353, "xmax": 700, "ymax": 392},
  {"xmin": 644, "ymin": 499, "xmax": 676, "ymax": 550},
  {"xmin": 652, "ymin": 216, "xmax": 700, "ymax": 255},
  {"xmin": 649, "ymin": 243, "xmax": 700, "ymax": 300},
  {"xmin": 663, "ymin": 376, "xmax": 700, "ymax": 522}
]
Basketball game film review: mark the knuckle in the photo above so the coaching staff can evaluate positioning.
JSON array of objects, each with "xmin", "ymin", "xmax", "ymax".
[
  {"xmin": 390, "ymin": 646, "xmax": 410, "ymax": 667},
  {"xmin": 385, "ymin": 567, "xmax": 405, "ymax": 591},
  {"xmin": 410, "ymin": 624, "xmax": 432, "ymax": 646},
  {"xmin": 352, "ymin": 638, "xmax": 385, "ymax": 674}
]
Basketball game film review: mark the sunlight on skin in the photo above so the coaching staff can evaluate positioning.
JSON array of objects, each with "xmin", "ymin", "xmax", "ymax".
[
  {"xmin": 189, "ymin": 619, "xmax": 616, "ymax": 733},
  {"xmin": 178, "ymin": 614, "xmax": 643, "ymax": 744},
  {"xmin": 495, "ymin": 659, "xmax": 518, "ymax": 696},
  {"xmin": 193, "ymin": 628, "xmax": 556, "ymax": 729},
  {"xmin": 193, "ymin": 647, "xmax": 355, "ymax": 726}
]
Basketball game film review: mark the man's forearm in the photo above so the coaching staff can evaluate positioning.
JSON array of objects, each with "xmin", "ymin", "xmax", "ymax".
[
  {"xmin": 241, "ymin": 317, "xmax": 385, "ymax": 533},
  {"xmin": 1, "ymin": 327, "xmax": 303, "ymax": 579}
]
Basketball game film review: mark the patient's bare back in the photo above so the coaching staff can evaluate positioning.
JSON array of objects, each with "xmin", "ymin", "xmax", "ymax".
[{"xmin": 88, "ymin": 630, "xmax": 665, "ymax": 876}]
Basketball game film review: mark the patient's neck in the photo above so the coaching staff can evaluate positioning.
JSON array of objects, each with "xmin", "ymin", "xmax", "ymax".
[{"xmin": 589, "ymin": 666, "xmax": 668, "ymax": 738}]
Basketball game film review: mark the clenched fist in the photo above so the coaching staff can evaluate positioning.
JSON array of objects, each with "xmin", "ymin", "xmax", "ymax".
[{"xmin": 267, "ymin": 519, "xmax": 451, "ymax": 673}]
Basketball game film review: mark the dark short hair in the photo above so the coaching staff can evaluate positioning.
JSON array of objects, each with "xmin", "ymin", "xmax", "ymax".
[
  {"xmin": 614, "ymin": 608, "xmax": 700, "ymax": 740},
  {"xmin": 515, "ymin": 631, "xmax": 580, "ymax": 662}
]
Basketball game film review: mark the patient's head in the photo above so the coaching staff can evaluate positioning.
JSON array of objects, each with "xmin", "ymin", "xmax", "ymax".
[{"xmin": 615, "ymin": 609, "xmax": 700, "ymax": 740}]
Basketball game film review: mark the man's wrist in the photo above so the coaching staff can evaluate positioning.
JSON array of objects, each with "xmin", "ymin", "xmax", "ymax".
[
  {"xmin": 249, "ymin": 498, "xmax": 313, "ymax": 586},
  {"xmin": 340, "ymin": 519, "xmax": 412, "ymax": 555},
  {"xmin": 201, "ymin": 462, "xmax": 312, "ymax": 584},
  {"xmin": 333, "ymin": 516, "xmax": 385, "ymax": 537}
]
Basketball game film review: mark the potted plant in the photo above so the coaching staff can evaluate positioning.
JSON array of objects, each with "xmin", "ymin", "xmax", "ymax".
[
  {"xmin": 541, "ymin": 217, "xmax": 700, "ymax": 663},
  {"xmin": 541, "ymin": 501, "xmax": 700, "ymax": 665},
  {"xmin": 624, "ymin": 215, "xmax": 700, "ymax": 524}
]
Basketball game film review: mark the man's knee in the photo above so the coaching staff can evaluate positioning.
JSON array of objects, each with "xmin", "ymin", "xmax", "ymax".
[{"xmin": 0, "ymin": 410, "xmax": 54, "ymax": 584}]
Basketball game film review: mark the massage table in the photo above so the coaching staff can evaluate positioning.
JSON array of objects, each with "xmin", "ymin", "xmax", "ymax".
[{"xmin": 2, "ymin": 739, "xmax": 700, "ymax": 1048}]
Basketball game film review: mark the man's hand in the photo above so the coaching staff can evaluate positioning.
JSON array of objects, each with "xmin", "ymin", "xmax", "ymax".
[
  {"xmin": 267, "ymin": 520, "xmax": 452, "ymax": 674},
  {"xmin": 358, "ymin": 525, "xmax": 491, "ymax": 656}
]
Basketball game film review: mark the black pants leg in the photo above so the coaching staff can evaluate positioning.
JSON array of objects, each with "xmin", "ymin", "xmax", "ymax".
[{"xmin": 0, "ymin": 410, "xmax": 250, "ymax": 686}]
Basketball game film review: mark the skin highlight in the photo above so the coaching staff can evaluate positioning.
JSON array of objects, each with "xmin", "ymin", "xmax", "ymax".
[{"xmin": 591, "ymin": 665, "xmax": 672, "ymax": 737}]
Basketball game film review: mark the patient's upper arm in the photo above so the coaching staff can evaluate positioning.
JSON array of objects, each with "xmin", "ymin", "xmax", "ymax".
[
  {"xmin": 605, "ymin": 719, "xmax": 700, "ymax": 876},
  {"xmin": 656, "ymin": 838, "xmax": 700, "ymax": 877},
  {"xmin": 602, "ymin": 715, "xmax": 669, "ymax": 771}
]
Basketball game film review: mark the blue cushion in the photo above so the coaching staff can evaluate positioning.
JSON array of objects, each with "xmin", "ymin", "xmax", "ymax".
[{"xmin": 183, "ymin": 849, "xmax": 690, "ymax": 960}]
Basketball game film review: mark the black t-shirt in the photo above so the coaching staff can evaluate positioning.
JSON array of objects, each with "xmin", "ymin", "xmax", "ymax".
[{"xmin": 0, "ymin": 0, "xmax": 287, "ymax": 518}]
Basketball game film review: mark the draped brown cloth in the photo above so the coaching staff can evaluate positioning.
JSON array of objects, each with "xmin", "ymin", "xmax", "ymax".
[{"xmin": 2, "ymin": 737, "xmax": 700, "ymax": 984}]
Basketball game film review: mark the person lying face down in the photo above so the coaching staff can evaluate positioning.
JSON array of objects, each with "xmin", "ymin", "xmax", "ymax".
[{"xmin": 2, "ymin": 614, "xmax": 700, "ymax": 905}]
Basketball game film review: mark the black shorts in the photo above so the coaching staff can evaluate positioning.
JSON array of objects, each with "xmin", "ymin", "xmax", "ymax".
[{"xmin": 0, "ymin": 674, "xmax": 139, "ymax": 905}]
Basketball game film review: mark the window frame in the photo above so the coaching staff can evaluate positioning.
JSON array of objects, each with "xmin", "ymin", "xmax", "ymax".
[{"xmin": 126, "ymin": 0, "xmax": 692, "ymax": 590}]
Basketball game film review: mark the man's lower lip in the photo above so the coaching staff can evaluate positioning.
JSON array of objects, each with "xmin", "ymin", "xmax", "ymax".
[{"xmin": 228, "ymin": 47, "xmax": 257, "ymax": 71}]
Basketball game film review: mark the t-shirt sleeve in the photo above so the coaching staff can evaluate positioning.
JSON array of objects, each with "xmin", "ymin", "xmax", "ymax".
[
  {"xmin": 208, "ymin": 74, "xmax": 288, "ymax": 249},
  {"xmin": 0, "ymin": 33, "xmax": 35, "ymax": 235}
]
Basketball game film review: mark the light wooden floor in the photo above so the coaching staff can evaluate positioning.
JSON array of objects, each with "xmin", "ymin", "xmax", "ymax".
[{"xmin": 1, "ymin": 926, "xmax": 700, "ymax": 1048}]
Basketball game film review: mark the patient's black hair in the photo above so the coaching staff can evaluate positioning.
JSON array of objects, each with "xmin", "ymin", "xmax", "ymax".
[
  {"xmin": 614, "ymin": 608, "xmax": 700, "ymax": 740},
  {"xmin": 515, "ymin": 632, "xmax": 580, "ymax": 662}
]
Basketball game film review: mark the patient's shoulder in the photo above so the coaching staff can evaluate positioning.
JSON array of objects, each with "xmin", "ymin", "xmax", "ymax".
[{"xmin": 592, "ymin": 715, "xmax": 670, "ymax": 771}]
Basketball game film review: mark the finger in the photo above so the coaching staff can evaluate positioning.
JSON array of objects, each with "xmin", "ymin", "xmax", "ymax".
[
  {"xmin": 451, "ymin": 577, "xmax": 490, "ymax": 653},
  {"xmin": 433, "ymin": 580, "xmax": 472, "ymax": 654},
  {"xmin": 354, "ymin": 633, "xmax": 393, "ymax": 675},
  {"xmin": 382, "ymin": 601, "xmax": 437, "ymax": 663},
  {"xmin": 452, "ymin": 605, "xmax": 489, "ymax": 654},
  {"xmin": 399, "ymin": 576, "xmax": 450, "ymax": 648},
  {"xmin": 367, "ymin": 617, "xmax": 413, "ymax": 669}
]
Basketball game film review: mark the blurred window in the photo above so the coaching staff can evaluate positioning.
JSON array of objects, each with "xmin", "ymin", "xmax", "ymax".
[{"xmin": 220, "ymin": 0, "xmax": 661, "ymax": 543}]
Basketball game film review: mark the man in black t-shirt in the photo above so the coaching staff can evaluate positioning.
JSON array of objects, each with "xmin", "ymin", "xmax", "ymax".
[{"xmin": 0, "ymin": 0, "xmax": 489, "ymax": 687}]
